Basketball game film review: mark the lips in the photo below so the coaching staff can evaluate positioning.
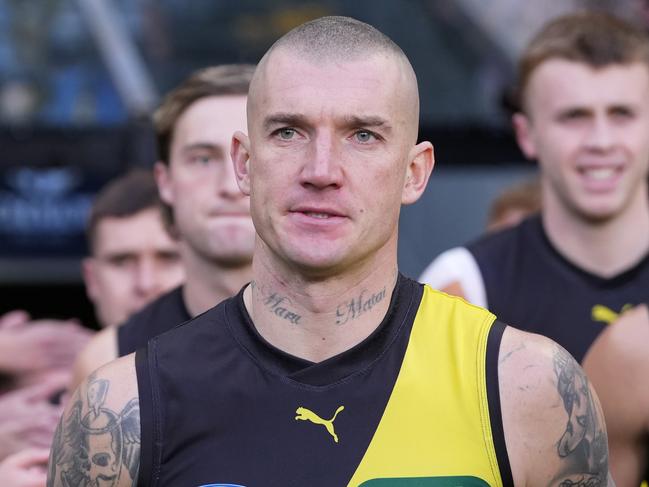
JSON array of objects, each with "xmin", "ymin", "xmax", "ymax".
[
  {"xmin": 576, "ymin": 162, "xmax": 624, "ymax": 191},
  {"xmin": 290, "ymin": 206, "xmax": 346, "ymax": 219}
]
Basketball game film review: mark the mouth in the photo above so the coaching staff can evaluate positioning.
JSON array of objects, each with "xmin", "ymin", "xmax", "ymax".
[
  {"xmin": 578, "ymin": 166, "xmax": 621, "ymax": 180},
  {"xmin": 575, "ymin": 163, "xmax": 625, "ymax": 192},
  {"xmin": 288, "ymin": 206, "xmax": 348, "ymax": 225}
]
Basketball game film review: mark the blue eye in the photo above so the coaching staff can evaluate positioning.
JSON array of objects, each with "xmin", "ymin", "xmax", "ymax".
[
  {"xmin": 355, "ymin": 130, "xmax": 374, "ymax": 143},
  {"xmin": 278, "ymin": 128, "xmax": 296, "ymax": 140}
]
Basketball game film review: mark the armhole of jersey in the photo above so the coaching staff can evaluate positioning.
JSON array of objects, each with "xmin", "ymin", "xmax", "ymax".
[
  {"xmin": 485, "ymin": 320, "xmax": 514, "ymax": 487},
  {"xmin": 135, "ymin": 345, "xmax": 155, "ymax": 487}
]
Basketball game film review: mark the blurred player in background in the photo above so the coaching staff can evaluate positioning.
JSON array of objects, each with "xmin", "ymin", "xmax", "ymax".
[{"xmin": 71, "ymin": 65, "xmax": 255, "ymax": 389}]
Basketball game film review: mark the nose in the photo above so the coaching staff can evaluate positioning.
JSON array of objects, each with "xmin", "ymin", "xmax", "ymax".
[
  {"xmin": 133, "ymin": 258, "xmax": 159, "ymax": 298},
  {"xmin": 584, "ymin": 115, "xmax": 614, "ymax": 152},
  {"xmin": 300, "ymin": 131, "xmax": 343, "ymax": 189}
]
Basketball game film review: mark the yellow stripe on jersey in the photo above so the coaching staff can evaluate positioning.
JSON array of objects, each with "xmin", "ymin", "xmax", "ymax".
[{"xmin": 348, "ymin": 286, "xmax": 504, "ymax": 486}]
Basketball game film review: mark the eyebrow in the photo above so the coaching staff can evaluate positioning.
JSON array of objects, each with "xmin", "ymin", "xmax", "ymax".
[
  {"xmin": 263, "ymin": 113, "xmax": 309, "ymax": 132},
  {"xmin": 342, "ymin": 115, "xmax": 392, "ymax": 133},
  {"xmin": 181, "ymin": 142, "xmax": 226, "ymax": 156},
  {"xmin": 262, "ymin": 113, "xmax": 392, "ymax": 133}
]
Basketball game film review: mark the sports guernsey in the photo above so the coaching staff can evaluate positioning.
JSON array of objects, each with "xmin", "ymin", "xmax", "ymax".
[
  {"xmin": 117, "ymin": 286, "xmax": 191, "ymax": 356},
  {"xmin": 135, "ymin": 274, "xmax": 513, "ymax": 486},
  {"xmin": 419, "ymin": 215, "xmax": 649, "ymax": 363}
]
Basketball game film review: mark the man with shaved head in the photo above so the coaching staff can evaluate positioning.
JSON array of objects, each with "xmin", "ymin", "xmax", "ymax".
[{"xmin": 48, "ymin": 16, "xmax": 611, "ymax": 486}]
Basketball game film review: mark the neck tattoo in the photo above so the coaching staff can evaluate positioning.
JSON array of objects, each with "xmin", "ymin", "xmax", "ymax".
[{"xmin": 335, "ymin": 287, "xmax": 387, "ymax": 326}]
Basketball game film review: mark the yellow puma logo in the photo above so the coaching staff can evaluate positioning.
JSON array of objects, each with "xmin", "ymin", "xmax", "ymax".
[
  {"xmin": 591, "ymin": 304, "xmax": 633, "ymax": 324},
  {"xmin": 295, "ymin": 405, "xmax": 345, "ymax": 443}
]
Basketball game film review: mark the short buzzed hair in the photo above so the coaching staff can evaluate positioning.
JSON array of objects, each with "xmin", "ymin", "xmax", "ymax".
[
  {"xmin": 87, "ymin": 169, "xmax": 164, "ymax": 253},
  {"xmin": 516, "ymin": 11, "xmax": 649, "ymax": 112},
  {"xmin": 251, "ymin": 15, "xmax": 420, "ymax": 130},
  {"xmin": 268, "ymin": 16, "xmax": 405, "ymax": 63},
  {"xmin": 154, "ymin": 64, "xmax": 255, "ymax": 165}
]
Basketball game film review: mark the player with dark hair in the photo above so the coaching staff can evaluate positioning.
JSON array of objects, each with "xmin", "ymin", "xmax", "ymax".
[
  {"xmin": 83, "ymin": 168, "xmax": 184, "ymax": 329},
  {"xmin": 71, "ymin": 65, "xmax": 255, "ymax": 389}
]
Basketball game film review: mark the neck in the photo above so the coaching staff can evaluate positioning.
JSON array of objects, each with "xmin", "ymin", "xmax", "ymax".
[
  {"xmin": 180, "ymin": 244, "xmax": 253, "ymax": 317},
  {"xmin": 542, "ymin": 190, "xmax": 649, "ymax": 278},
  {"xmin": 244, "ymin": 242, "xmax": 399, "ymax": 363}
]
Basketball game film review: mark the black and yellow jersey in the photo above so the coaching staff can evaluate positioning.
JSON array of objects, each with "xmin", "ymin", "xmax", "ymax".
[
  {"xmin": 467, "ymin": 215, "xmax": 649, "ymax": 363},
  {"xmin": 135, "ymin": 275, "xmax": 513, "ymax": 486}
]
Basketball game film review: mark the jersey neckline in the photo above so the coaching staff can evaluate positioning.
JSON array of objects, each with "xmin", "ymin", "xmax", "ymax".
[
  {"xmin": 224, "ymin": 273, "xmax": 422, "ymax": 389},
  {"xmin": 530, "ymin": 215, "xmax": 649, "ymax": 288}
]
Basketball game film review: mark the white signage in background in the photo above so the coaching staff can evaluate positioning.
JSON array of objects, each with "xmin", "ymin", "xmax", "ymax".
[{"xmin": 0, "ymin": 166, "xmax": 93, "ymax": 237}]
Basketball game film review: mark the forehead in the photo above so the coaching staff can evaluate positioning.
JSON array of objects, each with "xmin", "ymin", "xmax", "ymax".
[
  {"xmin": 251, "ymin": 50, "xmax": 413, "ymax": 127},
  {"xmin": 93, "ymin": 209, "xmax": 175, "ymax": 255},
  {"xmin": 526, "ymin": 59, "xmax": 649, "ymax": 112},
  {"xmin": 172, "ymin": 95, "xmax": 247, "ymax": 148}
]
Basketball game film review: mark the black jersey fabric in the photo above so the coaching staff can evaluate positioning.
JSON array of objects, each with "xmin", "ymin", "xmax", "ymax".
[
  {"xmin": 117, "ymin": 286, "xmax": 191, "ymax": 357},
  {"xmin": 467, "ymin": 215, "xmax": 649, "ymax": 363},
  {"xmin": 134, "ymin": 275, "xmax": 511, "ymax": 487}
]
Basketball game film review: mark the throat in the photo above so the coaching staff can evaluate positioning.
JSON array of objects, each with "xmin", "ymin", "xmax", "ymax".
[{"xmin": 243, "ymin": 273, "xmax": 397, "ymax": 362}]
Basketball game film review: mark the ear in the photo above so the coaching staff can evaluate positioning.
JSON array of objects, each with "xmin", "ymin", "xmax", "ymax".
[
  {"xmin": 401, "ymin": 141, "xmax": 435, "ymax": 205},
  {"xmin": 512, "ymin": 112, "xmax": 537, "ymax": 160},
  {"xmin": 231, "ymin": 131, "xmax": 252, "ymax": 196},
  {"xmin": 154, "ymin": 161, "xmax": 174, "ymax": 206},
  {"xmin": 82, "ymin": 257, "xmax": 100, "ymax": 304}
]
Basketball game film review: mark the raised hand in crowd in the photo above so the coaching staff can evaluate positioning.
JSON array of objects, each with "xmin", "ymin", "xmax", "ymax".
[
  {"xmin": 0, "ymin": 376, "xmax": 67, "ymax": 461},
  {"xmin": 0, "ymin": 310, "xmax": 91, "ymax": 381},
  {"xmin": 0, "ymin": 449, "xmax": 48, "ymax": 487}
]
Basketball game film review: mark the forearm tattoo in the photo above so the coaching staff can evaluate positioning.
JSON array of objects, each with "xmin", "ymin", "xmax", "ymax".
[
  {"xmin": 47, "ymin": 377, "xmax": 140, "ymax": 487},
  {"xmin": 553, "ymin": 346, "xmax": 609, "ymax": 486}
]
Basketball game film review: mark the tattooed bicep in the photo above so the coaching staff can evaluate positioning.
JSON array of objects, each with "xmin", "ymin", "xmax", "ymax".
[
  {"xmin": 551, "ymin": 345, "xmax": 611, "ymax": 486},
  {"xmin": 47, "ymin": 360, "xmax": 140, "ymax": 487}
]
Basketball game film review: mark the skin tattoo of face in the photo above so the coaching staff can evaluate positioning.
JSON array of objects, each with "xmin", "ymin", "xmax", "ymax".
[
  {"xmin": 47, "ymin": 377, "xmax": 140, "ymax": 487},
  {"xmin": 553, "ymin": 346, "xmax": 609, "ymax": 486}
]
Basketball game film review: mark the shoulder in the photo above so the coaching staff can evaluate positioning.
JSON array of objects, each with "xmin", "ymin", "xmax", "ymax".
[
  {"xmin": 498, "ymin": 326, "xmax": 612, "ymax": 486},
  {"xmin": 70, "ymin": 327, "xmax": 118, "ymax": 391},
  {"xmin": 48, "ymin": 354, "xmax": 140, "ymax": 487},
  {"xmin": 583, "ymin": 304, "xmax": 649, "ymax": 438}
]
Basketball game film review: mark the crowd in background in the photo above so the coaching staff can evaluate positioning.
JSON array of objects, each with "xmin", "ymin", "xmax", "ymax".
[{"xmin": 1, "ymin": 2, "xmax": 649, "ymax": 486}]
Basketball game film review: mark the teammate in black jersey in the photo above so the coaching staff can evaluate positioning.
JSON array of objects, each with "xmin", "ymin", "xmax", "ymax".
[
  {"xmin": 419, "ymin": 12, "xmax": 649, "ymax": 483},
  {"xmin": 49, "ymin": 16, "xmax": 612, "ymax": 486},
  {"xmin": 70, "ymin": 66, "xmax": 256, "ymax": 389}
]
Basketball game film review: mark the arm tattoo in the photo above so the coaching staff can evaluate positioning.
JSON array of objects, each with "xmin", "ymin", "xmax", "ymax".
[
  {"xmin": 553, "ymin": 346, "xmax": 609, "ymax": 486},
  {"xmin": 335, "ymin": 287, "xmax": 387, "ymax": 325},
  {"xmin": 47, "ymin": 377, "xmax": 140, "ymax": 487}
]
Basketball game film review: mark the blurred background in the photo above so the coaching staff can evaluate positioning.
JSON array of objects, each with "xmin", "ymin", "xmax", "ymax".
[{"xmin": 0, "ymin": 0, "xmax": 644, "ymax": 328}]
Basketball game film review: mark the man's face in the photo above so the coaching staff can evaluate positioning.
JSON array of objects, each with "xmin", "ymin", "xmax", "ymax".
[
  {"xmin": 234, "ymin": 50, "xmax": 432, "ymax": 276},
  {"xmin": 515, "ymin": 60, "xmax": 649, "ymax": 221},
  {"xmin": 83, "ymin": 208, "xmax": 184, "ymax": 327},
  {"xmin": 157, "ymin": 95, "xmax": 255, "ymax": 267}
]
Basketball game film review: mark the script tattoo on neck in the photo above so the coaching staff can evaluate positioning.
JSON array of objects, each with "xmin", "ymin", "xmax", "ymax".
[
  {"xmin": 252, "ymin": 281, "xmax": 302, "ymax": 325},
  {"xmin": 336, "ymin": 287, "xmax": 387, "ymax": 326},
  {"xmin": 553, "ymin": 345, "xmax": 609, "ymax": 486}
]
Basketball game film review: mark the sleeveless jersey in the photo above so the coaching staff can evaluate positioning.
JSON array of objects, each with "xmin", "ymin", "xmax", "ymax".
[
  {"xmin": 117, "ymin": 286, "xmax": 191, "ymax": 356},
  {"xmin": 135, "ymin": 275, "xmax": 513, "ymax": 486},
  {"xmin": 467, "ymin": 215, "xmax": 649, "ymax": 363}
]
